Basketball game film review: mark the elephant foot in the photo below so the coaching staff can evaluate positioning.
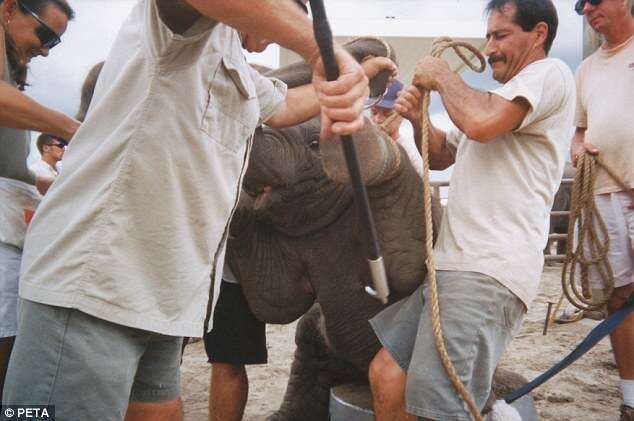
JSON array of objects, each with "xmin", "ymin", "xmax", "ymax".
[
  {"xmin": 268, "ymin": 305, "xmax": 365, "ymax": 421},
  {"xmin": 327, "ymin": 377, "xmax": 538, "ymax": 421},
  {"xmin": 483, "ymin": 368, "xmax": 530, "ymax": 413}
]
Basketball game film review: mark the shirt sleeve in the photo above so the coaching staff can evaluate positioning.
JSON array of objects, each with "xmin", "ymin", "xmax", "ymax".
[
  {"xmin": 573, "ymin": 64, "xmax": 588, "ymax": 128},
  {"xmin": 247, "ymin": 65, "xmax": 288, "ymax": 126},
  {"xmin": 490, "ymin": 60, "xmax": 568, "ymax": 132},
  {"xmin": 145, "ymin": 0, "xmax": 217, "ymax": 59},
  {"xmin": 445, "ymin": 128, "xmax": 464, "ymax": 157}
]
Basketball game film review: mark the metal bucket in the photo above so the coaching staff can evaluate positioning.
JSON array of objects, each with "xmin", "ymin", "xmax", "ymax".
[
  {"xmin": 329, "ymin": 383, "xmax": 539, "ymax": 421},
  {"xmin": 329, "ymin": 383, "xmax": 374, "ymax": 421}
]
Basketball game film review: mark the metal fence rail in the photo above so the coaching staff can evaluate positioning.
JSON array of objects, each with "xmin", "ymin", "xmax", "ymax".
[{"xmin": 430, "ymin": 179, "xmax": 574, "ymax": 262}]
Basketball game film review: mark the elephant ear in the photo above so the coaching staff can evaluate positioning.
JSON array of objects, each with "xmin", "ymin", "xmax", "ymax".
[
  {"xmin": 264, "ymin": 37, "xmax": 396, "ymax": 97},
  {"xmin": 227, "ymin": 220, "xmax": 315, "ymax": 324}
]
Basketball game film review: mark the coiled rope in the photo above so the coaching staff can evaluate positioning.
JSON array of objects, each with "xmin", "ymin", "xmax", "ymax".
[{"xmin": 559, "ymin": 153, "xmax": 634, "ymax": 314}]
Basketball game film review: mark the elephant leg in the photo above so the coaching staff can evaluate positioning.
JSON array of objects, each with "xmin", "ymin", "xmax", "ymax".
[{"xmin": 267, "ymin": 305, "xmax": 365, "ymax": 421}]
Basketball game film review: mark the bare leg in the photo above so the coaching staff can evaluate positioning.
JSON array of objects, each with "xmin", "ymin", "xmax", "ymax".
[
  {"xmin": 125, "ymin": 399, "xmax": 183, "ymax": 421},
  {"xmin": 0, "ymin": 336, "xmax": 15, "ymax": 402},
  {"xmin": 369, "ymin": 348, "xmax": 416, "ymax": 421},
  {"xmin": 209, "ymin": 363, "xmax": 248, "ymax": 421},
  {"xmin": 608, "ymin": 284, "xmax": 634, "ymax": 380}
]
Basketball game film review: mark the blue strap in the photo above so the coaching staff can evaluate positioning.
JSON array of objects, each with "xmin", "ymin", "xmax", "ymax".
[{"xmin": 505, "ymin": 293, "xmax": 634, "ymax": 404}]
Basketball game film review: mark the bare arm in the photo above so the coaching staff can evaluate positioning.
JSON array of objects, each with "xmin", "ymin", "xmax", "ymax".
[
  {"xmin": 155, "ymin": 0, "xmax": 368, "ymax": 137},
  {"xmin": 395, "ymin": 85, "xmax": 454, "ymax": 170},
  {"xmin": 265, "ymin": 84, "xmax": 319, "ymax": 128},
  {"xmin": 413, "ymin": 57, "xmax": 529, "ymax": 143},
  {"xmin": 0, "ymin": 81, "xmax": 79, "ymax": 140},
  {"xmin": 268, "ymin": 57, "xmax": 396, "ymax": 129},
  {"xmin": 178, "ymin": 0, "xmax": 318, "ymax": 62}
]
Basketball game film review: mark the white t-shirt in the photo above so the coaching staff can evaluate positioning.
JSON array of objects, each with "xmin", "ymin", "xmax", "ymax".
[
  {"xmin": 575, "ymin": 36, "xmax": 634, "ymax": 194},
  {"xmin": 19, "ymin": 0, "xmax": 286, "ymax": 337},
  {"xmin": 397, "ymin": 135, "xmax": 423, "ymax": 178},
  {"xmin": 0, "ymin": 178, "xmax": 40, "ymax": 249},
  {"xmin": 434, "ymin": 58, "xmax": 576, "ymax": 308},
  {"xmin": 30, "ymin": 160, "xmax": 58, "ymax": 180}
]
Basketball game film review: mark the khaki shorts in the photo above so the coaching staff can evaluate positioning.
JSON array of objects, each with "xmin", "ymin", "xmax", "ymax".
[
  {"xmin": 370, "ymin": 271, "xmax": 525, "ymax": 421},
  {"xmin": 587, "ymin": 192, "xmax": 634, "ymax": 289},
  {"xmin": 2, "ymin": 300, "xmax": 183, "ymax": 420}
]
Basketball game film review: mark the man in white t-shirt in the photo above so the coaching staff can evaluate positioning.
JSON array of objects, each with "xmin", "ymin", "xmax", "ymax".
[
  {"xmin": 30, "ymin": 133, "xmax": 66, "ymax": 181},
  {"xmin": 367, "ymin": 1, "xmax": 575, "ymax": 420},
  {"xmin": 572, "ymin": 0, "xmax": 634, "ymax": 418}
]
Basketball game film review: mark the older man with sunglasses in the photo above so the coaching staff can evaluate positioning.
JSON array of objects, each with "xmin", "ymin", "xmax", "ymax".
[
  {"xmin": 0, "ymin": 0, "xmax": 77, "ymax": 402},
  {"xmin": 573, "ymin": 0, "xmax": 634, "ymax": 419}
]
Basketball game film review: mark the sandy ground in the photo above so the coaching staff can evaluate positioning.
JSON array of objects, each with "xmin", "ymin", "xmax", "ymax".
[{"xmin": 181, "ymin": 265, "xmax": 622, "ymax": 420}]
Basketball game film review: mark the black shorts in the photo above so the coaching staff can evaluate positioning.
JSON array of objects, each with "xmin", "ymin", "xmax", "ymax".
[{"xmin": 204, "ymin": 281, "xmax": 267, "ymax": 365}]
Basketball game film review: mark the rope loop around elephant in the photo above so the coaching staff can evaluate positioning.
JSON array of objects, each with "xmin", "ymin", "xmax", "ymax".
[{"xmin": 418, "ymin": 38, "xmax": 486, "ymax": 421}]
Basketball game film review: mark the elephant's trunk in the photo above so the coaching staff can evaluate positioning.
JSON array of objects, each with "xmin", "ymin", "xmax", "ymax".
[{"xmin": 320, "ymin": 117, "xmax": 401, "ymax": 187}]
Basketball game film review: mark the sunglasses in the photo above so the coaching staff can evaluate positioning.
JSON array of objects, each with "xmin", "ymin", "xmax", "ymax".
[
  {"xmin": 574, "ymin": 0, "xmax": 602, "ymax": 15},
  {"xmin": 18, "ymin": 1, "xmax": 62, "ymax": 49},
  {"xmin": 48, "ymin": 138, "xmax": 68, "ymax": 148}
]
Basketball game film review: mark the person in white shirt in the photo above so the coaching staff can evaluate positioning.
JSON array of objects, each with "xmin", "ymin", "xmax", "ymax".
[
  {"xmin": 370, "ymin": 79, "xmax": 424, "ymax": 178},
  {"xmin": 368, "ymin": 1, "xmax": 576, "ymax": 420},
  {"xmin": 30, "ymin": 133, "xmax": 66, "ymax": 180},
  {"xmin": 572, "ymin": 0, "xmax": 634, "ymax": 418}
]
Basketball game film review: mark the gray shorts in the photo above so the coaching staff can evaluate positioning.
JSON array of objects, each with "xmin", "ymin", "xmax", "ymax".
[
  {"xmin": 370, "ymin": 271, "xmax": 525, "ymax": 421},
  {"xmin": 2, "ymin": 300, "xmax": 183, "ymax": 420},
  {"xmin": 0, "ymin": 242, "xmax": 21, "ymax": 338}
]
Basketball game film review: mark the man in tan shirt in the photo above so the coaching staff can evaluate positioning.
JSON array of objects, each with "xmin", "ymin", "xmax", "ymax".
[
  {"xmin": 573, "ymin": 0, "xmax": 634, "ymax": 418},
  {"xmin": 3, "ymin": 1, "xmax": 370, "ymax": 420}
]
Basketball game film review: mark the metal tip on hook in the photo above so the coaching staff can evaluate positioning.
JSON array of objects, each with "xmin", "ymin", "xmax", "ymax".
[{"xmin": 366, "ymin": 257, "xmax": 389, "ymax": 305}]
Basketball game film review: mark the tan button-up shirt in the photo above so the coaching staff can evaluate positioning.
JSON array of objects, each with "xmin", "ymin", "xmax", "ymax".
[{"xmin": 20, "ymin": 0, "xmax": 287, "ymax": 337}]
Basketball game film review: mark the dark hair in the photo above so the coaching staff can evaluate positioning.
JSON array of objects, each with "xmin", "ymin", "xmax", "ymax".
[
  {"xmin": 36, "ymin": 133, "xmax": 56, "ymax": 154},
  {"xmin": 1, "ymin": 0, "xmax": 75, "ymax": 89},
  {"xmin": 76, "ymin": 61, "xmax": 104, "ymax": 122},
  {"xmin": 4, "ymin": 35, "xmax": 27, "ymax": 90},
  {"xmin": 485, "ymin": 0, "xmax": 558, "ymax": 54},
  {"xmin": 19, "ymin": 0, "xmax": 75, "ymax": 21}
]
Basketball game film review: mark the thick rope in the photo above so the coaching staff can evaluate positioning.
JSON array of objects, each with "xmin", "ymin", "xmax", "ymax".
[
  {"xmin": 560, "ymin": 153, "xmax": 634, "ymax": 313},
  {"xmin": 420, "ymin": 38, "xmax": 486, "ymax": 421}
]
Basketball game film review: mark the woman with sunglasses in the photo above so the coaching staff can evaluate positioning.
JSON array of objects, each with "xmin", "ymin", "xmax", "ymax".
[{"xmin": 0, "ymin": 0, "xmax": 78, "ymax": 401}]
